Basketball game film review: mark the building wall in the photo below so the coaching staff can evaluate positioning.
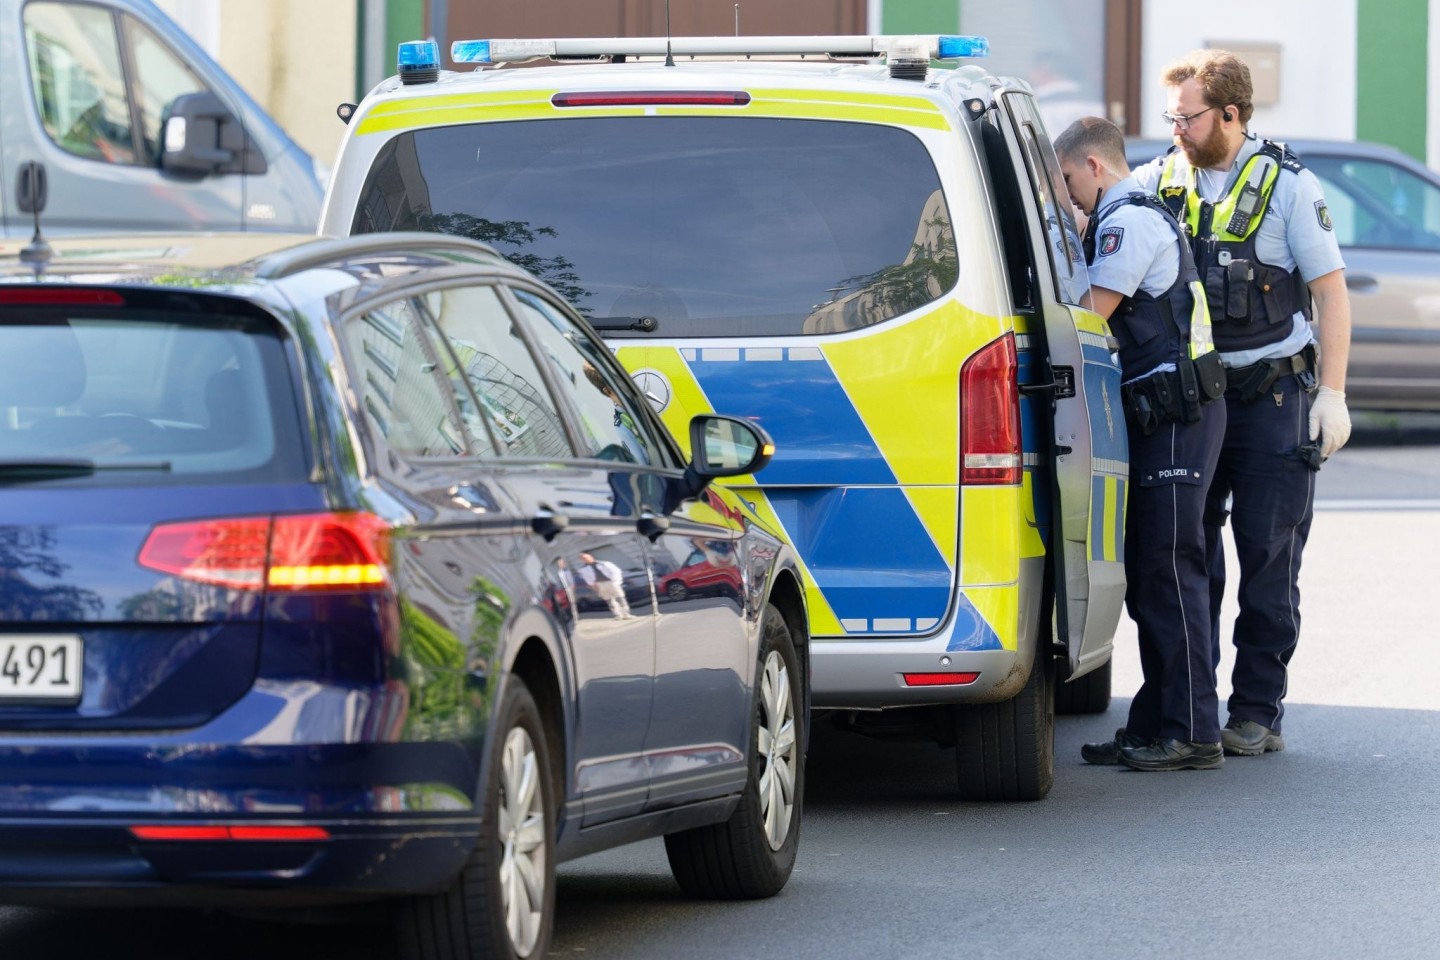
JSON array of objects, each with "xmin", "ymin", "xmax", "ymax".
[
  {"xmin": 1140, "ymin": 0, "xmax": 1358, "ymax": 145},
  {"xmin": 156, "ymin": 0, "xmax": 358, "ymax": 169}
]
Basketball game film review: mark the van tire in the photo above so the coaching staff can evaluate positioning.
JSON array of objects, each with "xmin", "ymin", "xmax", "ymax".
[
  {"xmin": 664, "ymin": 603, "xmax": 804, "ymax": 899},
  {"xmin": 953, "ymin": 643, "xmax": 1055, "ymax": 801},
  {"xmin": 394, "ymin": 677, "xmax": 555, "ymax": 960},
  {"xmin": 1055, "ymin": 658, "xmax": 1112, "ymax": 715}
]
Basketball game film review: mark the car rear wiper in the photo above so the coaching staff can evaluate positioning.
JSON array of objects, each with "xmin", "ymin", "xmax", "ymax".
[
  {"xmin": 0, "ymin": 458, "xmax": 173, "ymax": 483},
  {"xmin": 586, "ymin": 315, "xmax": 659, "ymax": 332}
]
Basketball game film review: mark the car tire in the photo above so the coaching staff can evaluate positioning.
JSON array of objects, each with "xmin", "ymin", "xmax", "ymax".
[
  {"xmin": 666, "ymin": 579, "xmax": 688, "ymax": 602},
  {"xmin": 664, "ymin": 603, "xmax": 804, "ymax": 899},
  {"xmin": 953, "ymin": 640, "xmax": 1055, "ymax": 801},
  {"xmin": 1055, "ymin": 657, "xmax": 1112, "ymax": 715},
  {"xmin": 394, "ymin": 676, "xmax": 556, "ymax": 960}
]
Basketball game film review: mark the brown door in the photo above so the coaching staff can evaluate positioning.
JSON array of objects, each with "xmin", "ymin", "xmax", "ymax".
[{"xmin": 438, "ymin": 0, "xmax": 868, "ymax": 70}]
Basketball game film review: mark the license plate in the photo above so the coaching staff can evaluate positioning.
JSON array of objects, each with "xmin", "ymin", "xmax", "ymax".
[{"xmin": 0, "ymin": 635, "xmax": 83, "ymax": 702}]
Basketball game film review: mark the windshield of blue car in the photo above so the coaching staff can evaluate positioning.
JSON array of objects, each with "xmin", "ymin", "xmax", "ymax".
[{"xmin": 350, "ymin": 117, "xmax": 957, "ymax": 337}]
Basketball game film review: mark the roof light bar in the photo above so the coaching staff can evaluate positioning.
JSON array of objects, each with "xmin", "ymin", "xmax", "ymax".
[{"xmin": 452, "ymin": 34, "xmax": 988, "ymax": 65}]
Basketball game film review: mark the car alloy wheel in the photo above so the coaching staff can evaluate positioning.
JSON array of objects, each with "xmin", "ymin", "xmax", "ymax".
[
  {"xmin": 757, "ymin": 648, "xmax": 797, "ymax": 850},
  {"xmin": 499, "ymin": 725, "xmax": 547, "ymax": 957}
]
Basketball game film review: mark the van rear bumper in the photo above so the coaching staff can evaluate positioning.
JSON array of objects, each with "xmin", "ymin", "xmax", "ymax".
[{"xmin": 810, "ymin": 642, "xmax": 1033, "ymax": 708}]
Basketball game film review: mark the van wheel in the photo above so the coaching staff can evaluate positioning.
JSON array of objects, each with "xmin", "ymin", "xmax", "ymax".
[
  {"xmin": 394, "ymin": 677, "xmax": 555, "ymax": 960},
  {"xmin": 664, "ymin": 603, "xmax": 804, "ymax": 899},
  {"xmin": 1055, "ymin": 658, "xmax": 1112, "ymax": 715},
  {"xmin": 953, "ymin": 643, "xmax": 1054, "ymax": 801}
]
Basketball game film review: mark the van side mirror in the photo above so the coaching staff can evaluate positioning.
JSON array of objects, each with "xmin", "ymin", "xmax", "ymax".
[
  {"xmin": 682, "ymin": 415, "xmax": 774, "ymax": 496},
  {"xmin": 161, "ymin": 92, "xmax": 267, "ymax": 177}
]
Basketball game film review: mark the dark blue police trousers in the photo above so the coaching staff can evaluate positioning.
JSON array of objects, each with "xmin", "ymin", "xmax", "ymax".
[
  {"xmin": 1205, "ymin": 373, "xmax": 1317, "ymax": 733},
  {"xmin": 1125, "ymin": 397, "xmax": 1226, "ymax": 745}
]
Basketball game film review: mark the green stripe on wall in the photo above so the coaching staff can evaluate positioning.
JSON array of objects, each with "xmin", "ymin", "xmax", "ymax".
[
  {"xmin": 1356, "ymin": 0, "xmax": 1426, "ymax": 160},
  {"xmin": 882, "ymin": 0, "xmax": 960, "ymax": 34}
]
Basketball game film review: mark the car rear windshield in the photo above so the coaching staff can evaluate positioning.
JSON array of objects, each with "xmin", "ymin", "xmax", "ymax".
[
  {"xmin": 352, "ymin": 117, "xmax": 957, "ymax": 337},
  {"xmin": 0, "ymin": 296, "xmax": 307, "ymax": 485}
]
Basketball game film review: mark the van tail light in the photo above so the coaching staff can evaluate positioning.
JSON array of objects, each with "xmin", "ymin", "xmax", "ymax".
[
  {"xmin": 138, "ymin": 512, "xmax": 390, "ymax": 592},
  {"xmin": 130, "ymin": 825, "xmax": 330, "ymax": 841},
  {"xmin": 960, "ymin": 333, "xmax": 1021, "ymax": 485},
  {"xmin": 0, "ymin": 288, "xmax": 125, "ymax": 306}
]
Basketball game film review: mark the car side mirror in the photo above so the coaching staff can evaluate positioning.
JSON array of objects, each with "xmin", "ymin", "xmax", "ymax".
[
  {"xmin": 682, "ymin": 415, "xmax": 774, "ymax": 496},
  {"xmin": 161, "ymin": 92, "xmax": 267, "ymax": 177}
]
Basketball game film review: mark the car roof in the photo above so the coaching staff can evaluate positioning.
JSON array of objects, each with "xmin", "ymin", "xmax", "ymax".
[{"xmin": 0, "ymin": 232, "xmax": 511, "ymax": 288}]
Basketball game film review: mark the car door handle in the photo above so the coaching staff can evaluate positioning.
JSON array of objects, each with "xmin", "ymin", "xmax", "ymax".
[
  {"xmin": 531, "ymin": 508, "xmax": 570, "ymax": 541},
  {"xmin": 637, "ymin": 512, "xmax": 670, "ymax": 542},
  {"xmin": 1346, "ymin": 273, "xmax": 1378, "ymax": 292}
]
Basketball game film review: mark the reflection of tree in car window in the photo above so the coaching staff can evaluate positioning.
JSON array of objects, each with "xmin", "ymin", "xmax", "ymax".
[
  {"xmin": 418, "ymin": 212, "xmax": 591, "ymax": 307},
  {"xmin": 803, "ymin": 189, "xmax": 957, "ymax": 333}
]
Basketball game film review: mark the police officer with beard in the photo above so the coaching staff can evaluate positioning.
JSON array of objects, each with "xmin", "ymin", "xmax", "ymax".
[
  {"xmin": 1056, "ymin": 117, "xmax": 1228, "ymax": 771},
  {"xmin": 1132, "ymin": 50, "xmax": 1351, "ymax": 757}
]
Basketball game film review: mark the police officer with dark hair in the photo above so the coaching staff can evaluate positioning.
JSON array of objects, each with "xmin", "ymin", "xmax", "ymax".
[
  {"xmin": 1055, "ymin": 116, "xmax": 1228, "ymax": 771},
  {"xmin": 1133, "ymin": 49, "xmax": 1351, "ymax": 757}
]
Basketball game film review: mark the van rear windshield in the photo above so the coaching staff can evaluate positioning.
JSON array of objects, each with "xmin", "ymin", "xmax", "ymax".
[
  {"xmin": 0, "ymin": 301, "xmax": 307, "ymax": 485},
  {"xmin": 352, "ymin": 117, "xmax": 957, "ymax": 336}
]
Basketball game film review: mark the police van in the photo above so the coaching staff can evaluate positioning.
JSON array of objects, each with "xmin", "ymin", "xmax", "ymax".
[{"xmin": 319, "ymin": 34, "xmax": 1128, "ymax": 801}]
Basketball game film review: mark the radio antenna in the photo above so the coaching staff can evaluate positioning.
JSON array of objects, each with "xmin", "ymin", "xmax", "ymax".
[
  {"xmin": 664, "ymin": 0, "xmax": 674, "ymax": 66},
  {"xmin": 735, "ymin": 4, "xmax": 740, "ymax": 35}
]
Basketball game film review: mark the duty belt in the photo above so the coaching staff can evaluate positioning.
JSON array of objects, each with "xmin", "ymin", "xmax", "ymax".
[{"xmin": 1227, "ymin": 344, "xmax": 1318, "ymax": 401}]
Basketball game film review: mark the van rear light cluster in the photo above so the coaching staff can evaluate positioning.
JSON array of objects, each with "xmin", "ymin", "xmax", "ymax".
[
  {"xmin": 130, "ymin": 825, "xmax": 330, "ymax": 841},
  {"xmin": 138, "ymin": 512, "xmax": 390, "ymax": 592},
  {"xmin": 960, "ymin": 333, "xmax": 1021, "ymax": 485}
]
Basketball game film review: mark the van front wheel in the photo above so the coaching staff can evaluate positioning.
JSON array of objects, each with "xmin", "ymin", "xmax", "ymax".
[{"xmin": 952, "ymin": 644, "xmax": 1055, "ymax": 801}]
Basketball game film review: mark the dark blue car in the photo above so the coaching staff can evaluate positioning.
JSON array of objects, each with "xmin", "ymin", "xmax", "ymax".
[{"xmin": 0, "ymin": 232, "xmax": 807, "ymax": 960}]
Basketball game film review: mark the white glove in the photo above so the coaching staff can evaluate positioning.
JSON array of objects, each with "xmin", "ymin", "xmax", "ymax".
[{"xmin": 1308, "ymin": 385, "xmax": 1351, "ymax": 459}]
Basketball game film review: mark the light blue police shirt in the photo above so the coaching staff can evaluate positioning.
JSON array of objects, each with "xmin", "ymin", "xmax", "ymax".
[
  {"xmin": 1087, "ymin": 176, "xmax": 1182, "ymax": 383},
  {"xmin": 1132, "ymin": 135, "xmax": 1346, "ymax": 367}
]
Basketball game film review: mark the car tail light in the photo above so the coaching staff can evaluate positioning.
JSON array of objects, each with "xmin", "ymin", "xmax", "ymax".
[
  {"xmin": 130, "ymin": 825, "xmax": 330, "ymax": 841},
  {"xmin": 902, "ymin": 672, "xmax": 981, "ymax": 686},
  {"xmin": 138, "ymin": 512, "xmax": 389, "ymax": 592},
  {"xmin": 0, "ymin": 288, "xmax": 125, "ymax": 305},
  {"xmin": 960, "ymin": 332, "xmax": 1021, "ymax": 485},
  {"xmin": 551, "ymin": 90, "xmax": 751, "ymax": 107}
]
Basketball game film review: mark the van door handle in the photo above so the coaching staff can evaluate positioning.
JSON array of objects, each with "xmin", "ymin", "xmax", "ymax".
[
  {"xmin": 1346, "ymin": 273, "xmax": 1378, "ymax": 292},
  {"xmin": 637, "ymin": 512, "xmax": 670, "ymax": 542},
  {"xmin": 531, "ymin": 508, "xmax": 570, "ymax": 541}
]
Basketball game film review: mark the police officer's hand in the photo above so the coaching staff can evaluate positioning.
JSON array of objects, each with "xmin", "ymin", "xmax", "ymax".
[{"xmin": 1309, "ymin": 386, "xmax": 1351, "ymax": 458}]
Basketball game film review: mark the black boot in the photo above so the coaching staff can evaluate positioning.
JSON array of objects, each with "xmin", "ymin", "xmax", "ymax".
[
  {"xmin": 1222, "ymin": 718, "xmax": 1285, "ymax": 756},
  {"xmin": 1081, "ymin": 727, "xmax": 1152, "ymax": 765},
  {"xmin": 1118, "ymin": 738, "xmax": 1223, "ymax": 771}
]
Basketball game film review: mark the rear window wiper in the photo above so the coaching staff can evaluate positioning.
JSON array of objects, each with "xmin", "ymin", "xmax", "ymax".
[
  {"xmin": 586, "ymin": 315, "xmax": 659, "ymax": 333},
  {"xmin": 0, "ymin": 458, "xmax": 173, "ymax": 483}
]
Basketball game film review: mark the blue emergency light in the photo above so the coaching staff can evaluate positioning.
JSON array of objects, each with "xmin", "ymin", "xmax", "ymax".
[
  {"xmin": 397, "ymin": 40, "xmax": 440, "ymax": 84},
  {"xmin": 937, "ymin": 35, "xmax": 989, "ymax": 59}
]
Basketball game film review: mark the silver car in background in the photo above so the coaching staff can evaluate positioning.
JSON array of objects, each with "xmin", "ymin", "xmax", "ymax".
[{"xmin": 1127, "ymin": 138, "xmax": 1440, "ymax": 412}]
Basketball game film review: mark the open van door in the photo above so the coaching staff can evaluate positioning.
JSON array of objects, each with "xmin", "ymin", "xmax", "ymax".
[{"xmin": 992, "ymin": 88, "xmax": 1127, "ymax": 679}]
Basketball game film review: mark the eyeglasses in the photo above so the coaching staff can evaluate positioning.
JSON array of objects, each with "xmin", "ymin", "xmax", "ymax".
[{"xmin": 1160, "ymin": 106, "xmax": 1216, "ymax": 131}]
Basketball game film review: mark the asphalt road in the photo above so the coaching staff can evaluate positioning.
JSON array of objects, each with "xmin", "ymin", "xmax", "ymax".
[{"xmin": 2, "ymin": 428, "xmax": 1437, "ymax": 960}]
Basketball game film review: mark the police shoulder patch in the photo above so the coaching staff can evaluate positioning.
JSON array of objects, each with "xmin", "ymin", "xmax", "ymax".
[
  {"xmin": 1315, "ymin": 199, "xmax": 1333, "ymax": 231},
  {"xmin": 1098, "ymin": 226, "xmax": 1124, "ymax": 256}
]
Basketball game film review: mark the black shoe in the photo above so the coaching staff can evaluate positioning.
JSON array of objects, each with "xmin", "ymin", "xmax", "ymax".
[
  {"xmin": 1222, "ymin": 718, "xmax": 1285, "ymax": 756},
  {"xmin": 1081, "ymin": 727, "xmax": 1151, "ymax": 765},
  {"xmin": 1118, "ymin": 738, "xmax": 1223, "ymax": 771}
]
